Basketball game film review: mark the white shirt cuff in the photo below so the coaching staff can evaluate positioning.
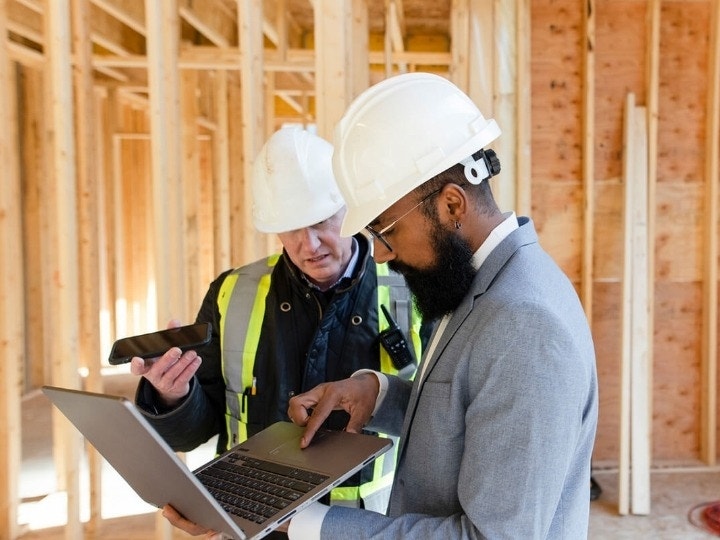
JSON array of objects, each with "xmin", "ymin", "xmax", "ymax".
[
  {"xmin": 287, "ymin": 501, "xmax": 330, "ymax": 540},
  {"xmin": 351, "ymin": 369, "xmax": 388, "ymax": 416}
]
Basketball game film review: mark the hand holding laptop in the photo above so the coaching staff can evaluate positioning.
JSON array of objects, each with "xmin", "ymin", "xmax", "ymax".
[
  {"xmin": 162, "ymin": 504, "xmax": 216, "ymax": 537},
  {"xmin": 163, "ymin": 503, "xmax": 290, "ymax": 538},
  {"xmin": 288, "ymin": 372, "xmax": 380, "ymax": 448}
]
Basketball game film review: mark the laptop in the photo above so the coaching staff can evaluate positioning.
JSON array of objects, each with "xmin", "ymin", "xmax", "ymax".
[{"xmin": 42, "ymin": 385, "xmax": 392, "ymax": 540}]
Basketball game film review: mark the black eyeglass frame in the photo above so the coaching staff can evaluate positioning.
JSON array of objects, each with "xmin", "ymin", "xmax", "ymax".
[{"xmin": 364, "ymin": 188, "xmax": 443, "ymax": 252}]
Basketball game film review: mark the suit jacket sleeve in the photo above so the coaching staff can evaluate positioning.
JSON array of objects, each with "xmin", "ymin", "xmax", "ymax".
[{"xmin": 367, "ymin": 375, "xmax": 412, "ymax": 436}]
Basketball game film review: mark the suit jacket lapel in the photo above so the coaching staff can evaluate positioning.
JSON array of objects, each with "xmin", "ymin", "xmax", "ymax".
[{"xmin": 394, "ymin": 218, "xmax": 538, "ymax": 462}]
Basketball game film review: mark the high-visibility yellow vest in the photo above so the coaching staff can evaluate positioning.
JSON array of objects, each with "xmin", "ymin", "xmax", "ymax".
[{"xmin": 216, "ymin": 254, "xmax": 422, "ymax": 510}]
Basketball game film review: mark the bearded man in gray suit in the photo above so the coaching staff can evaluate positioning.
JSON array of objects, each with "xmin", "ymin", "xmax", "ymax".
[
  {"xmin": 284, "ymin": 72, "xmax": 599, "ymax": 540},
  {"xmin": 168, "ymin": 72, "xmax": 598, "ymax": 539}
]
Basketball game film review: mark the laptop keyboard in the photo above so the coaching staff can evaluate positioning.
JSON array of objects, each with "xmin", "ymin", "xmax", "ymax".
[{"xmin": 196, "ymin": 453, "xmax": 329, "ymax": 524}]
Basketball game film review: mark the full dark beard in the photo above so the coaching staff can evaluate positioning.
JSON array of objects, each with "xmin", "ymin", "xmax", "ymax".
[{"xmin": 389, "ymin": 222, "xmax": 477, "ymax": 321}]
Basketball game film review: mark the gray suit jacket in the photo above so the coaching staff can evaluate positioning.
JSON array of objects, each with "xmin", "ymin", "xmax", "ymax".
[{"xmin": 322, "ymin": 217, "xmax": 598, "ymax": 539}]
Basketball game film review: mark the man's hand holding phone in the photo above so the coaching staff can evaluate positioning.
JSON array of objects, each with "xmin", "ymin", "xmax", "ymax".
[{"xmin": 118, "ymin": 320, "xmax": 208, "ymax": 408}]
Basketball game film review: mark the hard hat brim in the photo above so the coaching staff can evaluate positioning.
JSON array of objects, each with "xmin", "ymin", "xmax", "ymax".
[
  {"xmin": 338, "ymin": 120, "xmax": 502, "ymax": 236},
  {"xmin": 256, "ymin": 200, "xmax": 345, "ymax": 234}
]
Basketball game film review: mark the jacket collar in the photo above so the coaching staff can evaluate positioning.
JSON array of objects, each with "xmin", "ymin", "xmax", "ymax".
[{"xmin": 423, "ymin": 216, "xmax": 538, "ymax": 371}]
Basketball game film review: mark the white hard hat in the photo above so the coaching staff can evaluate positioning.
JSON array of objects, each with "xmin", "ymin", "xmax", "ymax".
[
  {"xmin": 252, "ymin": 126, "xmax": 345, "ymax": 233},
  {"xmin": 333, "ymin": 72, "xmax": 501, "ymax": 236}
]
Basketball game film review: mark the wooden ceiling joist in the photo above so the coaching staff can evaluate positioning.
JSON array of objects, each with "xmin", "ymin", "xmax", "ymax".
[
  {"xmin": 90, "ymin": 0, "xmax": 146, "ymax": 36},
  {"xmin": 13, "ymin": 0, "xmax": 42, "ymax": 14},
  {"xmin": 5, "ymin": 0, "xmax": 453, "ymax": 129},
  {"xmin": 89, "ymin": 2, "xmax": 145, "ymax": 54},
  {"xmin": 179, "ymin": 0, "xmax": 237, "ymax": 47},
  {"xmin": 276, "ymin": 90, "xmax": 305, "ymax": 113}
]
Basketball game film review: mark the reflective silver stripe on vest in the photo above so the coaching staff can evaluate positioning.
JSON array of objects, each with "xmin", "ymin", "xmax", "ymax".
[
  {"xmin": 218, "ymin": 257, "xmax": 421, "ymax": 509},
  {"xmin": 218, "ymin": 257, "xmax": 277, "ymax": 447}
]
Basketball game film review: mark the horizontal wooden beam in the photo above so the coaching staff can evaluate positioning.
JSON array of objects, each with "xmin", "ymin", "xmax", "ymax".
[
  {"xmin": 6, "ymin": 19, "xmax": 43, "ymax": 46},
  {"xmin": 90, "ymin": 45, "xmax": 451, "ymax": 71},
  {"xmin": 7, "ymin": 39, "xmax": 44, "ymax": 65},
  {"xmin": 93, "ymin": 64, "xmax": 129, "ymax": 81}
]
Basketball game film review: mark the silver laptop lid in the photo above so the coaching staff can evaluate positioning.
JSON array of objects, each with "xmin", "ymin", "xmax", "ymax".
[{"xmin": 42, "ymin": 385, "xmax": 392, "ymax": 540}]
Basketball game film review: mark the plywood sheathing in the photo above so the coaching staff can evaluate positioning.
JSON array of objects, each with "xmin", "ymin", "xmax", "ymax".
[{"xmin": 2, "ymin": 1, "xmax": 720, "ymax": 537}]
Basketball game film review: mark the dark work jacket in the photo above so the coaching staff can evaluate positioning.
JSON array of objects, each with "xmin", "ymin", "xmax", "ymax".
[{"xmin": 136, "ymin": 235, "xmax": 400, "ymax": 455}]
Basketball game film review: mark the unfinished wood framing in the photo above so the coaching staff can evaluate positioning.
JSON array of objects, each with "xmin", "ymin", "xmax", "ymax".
[
  {"xmin": 212, "ymin": 70, "xmax": 232, "ymax": 274},
  {"xmin": 449, "ymin": 0, "xmax": 469, "ymax": 89},
  {"xmin": 3, "ymin": 0, "xmax": 720, "ymax": 536},
  {"xmin": 45, "ymin": 1, "xmax": 84, "ymax": 538},
  {"xmin": 619, "ymin": 94, "xmax": 652, "ymax": 516},
  {"xmin": 514, "ymin": 0, "xmax": 531, "ymax": 216},
  {"xmin": 644, "ymin": 2, "xmax": 659, "ymax": 482},
  {"xmin": 145, "ymin": 0, "xmax": 187, "ymax": 324},
  {"xmin": 238, "ymin": 0, "xmax": 267, "ymax": 264},
  {"xmin": 701, "ymin": 0, "xmax": 720, "ymax": 466},
  {"xmin": 71, "ymin": 0, "xmax": 105, "ymax": 532},
  {"xmin": 628, "ymin": 101, "xmax": 651, "ymax": 515},
  {"xmin": 0, "ymin": 1, "xmax": 23, "ymax": 537},
  {"xmin": 181, "ymin": 69, "xmax": 203, "ymax": 314},
  {"xmin": 493, "ymin": 0, "xmax": 518, "ymax": 213},
  {"xmin": 314, "ymin": 0, "xmax": 369, "ymax": 139},
  {"xmin": 450, "ymin": 0, "xmax": 520, "ymax": 212},
  {"xmin": 581, "ymin": 0, "xmax": 595, "ymax": 323}
]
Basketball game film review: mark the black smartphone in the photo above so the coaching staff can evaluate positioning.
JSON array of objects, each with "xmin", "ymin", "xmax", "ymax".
[{"xmin": 108, "ymin": 322, "xmax": 212, "ymax": 365}]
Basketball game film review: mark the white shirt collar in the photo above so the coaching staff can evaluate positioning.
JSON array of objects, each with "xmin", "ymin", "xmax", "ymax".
[{"xmin": 470, "ymin": 211, "xmax": 518, "ymax": 270}]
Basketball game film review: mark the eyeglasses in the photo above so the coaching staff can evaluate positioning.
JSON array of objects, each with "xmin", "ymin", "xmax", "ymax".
[{"xmin": 364, "ymin": 188, "xmax": 442, "ymax": 252}]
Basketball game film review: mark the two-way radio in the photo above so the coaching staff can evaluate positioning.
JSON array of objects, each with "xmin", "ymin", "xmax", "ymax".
[{"xmin": 378, "ymin": 304, "xmax": 416, "ymax": 380}]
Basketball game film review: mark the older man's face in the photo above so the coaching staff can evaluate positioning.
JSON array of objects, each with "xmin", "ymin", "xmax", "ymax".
[{"xmin": 277, "ymin": 208, "xmax": 353, "ymax": 291}]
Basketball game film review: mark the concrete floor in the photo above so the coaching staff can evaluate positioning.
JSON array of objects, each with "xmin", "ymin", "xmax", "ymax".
[
  {"xmin": 588, "ymin": 468, "xmax": 720, "ymax": 539},
  {"xmin": 15, "ymin": 372, "xmax": 720, "ymax": 539}
]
